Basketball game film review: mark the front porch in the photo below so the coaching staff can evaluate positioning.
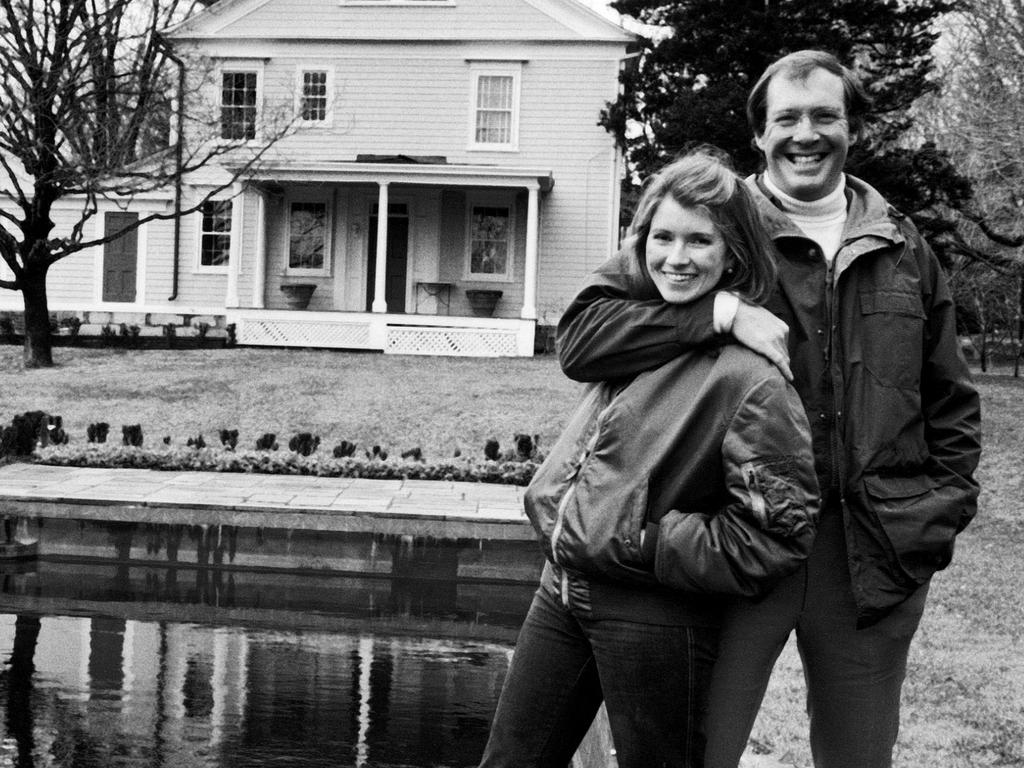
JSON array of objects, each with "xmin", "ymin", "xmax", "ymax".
[
  {"xmin": 230, "ymin": 308, "xmax": 536, "ymax": 356},
  {"xmin": 221, "ymin": 158, "xmax": 553, "ymax": 357}
]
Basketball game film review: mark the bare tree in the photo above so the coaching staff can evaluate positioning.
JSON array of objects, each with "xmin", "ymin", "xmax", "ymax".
[
  {"xmin": 915, "ymin": 0, "xmax": 1024, "ymax": 373},
  {"xmin": 0, "ymin": 0, "xmax": 291, "ymax": 367}
]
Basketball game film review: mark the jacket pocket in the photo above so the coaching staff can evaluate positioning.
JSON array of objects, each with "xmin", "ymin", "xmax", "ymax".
[
  {"xmin": 862, "ymin": 473, "xmax": 956, "ymax": 583},
  {"xmin": 553, "ymin": 478, "xmax": 650, "ymax": 580},
  {"xmin": 858, "ymin": 290, "xmax": 925, "ymax": 389},
  {"xmin": 740, "ymin": 456, "xmax": 816, "ymax": 536}
]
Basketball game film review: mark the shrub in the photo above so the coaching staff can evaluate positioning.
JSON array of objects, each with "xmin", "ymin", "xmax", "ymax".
[
  {"xmin": 1, "ymin": 411, "xmax": 67, "ymax": 457},
  {"xmin": 34, "ymin": 444, "xmax": 540, "ymax": 485}
]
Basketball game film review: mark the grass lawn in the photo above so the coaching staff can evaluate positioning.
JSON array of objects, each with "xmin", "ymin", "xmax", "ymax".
[
  {"xmin": 2, "ymin": 345, "xmax": 1022, "ymax": 767},
  {"xmin": 0, "ymin": 346, "xmax": 581, "ymax": 460}
]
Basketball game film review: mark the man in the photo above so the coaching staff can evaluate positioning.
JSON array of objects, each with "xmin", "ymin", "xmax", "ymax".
[{"xmin": 555, "ymin": 50, "xmax": 981, "ymax": 768}]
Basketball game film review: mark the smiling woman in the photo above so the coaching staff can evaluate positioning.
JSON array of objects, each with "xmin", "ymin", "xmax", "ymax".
[{"xmin": 477, "ymin": 149, "xmax": 817, "ymax": 768}]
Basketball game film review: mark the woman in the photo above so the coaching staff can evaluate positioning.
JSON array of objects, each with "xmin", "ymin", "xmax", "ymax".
[{"xmin": 478, "ymin": 150, "xmax": 820, "ymax": 768}]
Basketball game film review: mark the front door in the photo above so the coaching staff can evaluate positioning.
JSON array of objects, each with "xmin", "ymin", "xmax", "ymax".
[
  {"xmin": 102, "ymin": 212, "xmax": 138, "ymax": 303},
  {"xmin": 366, "ymin": 205, "xmax": 409, "ymax": 313}
]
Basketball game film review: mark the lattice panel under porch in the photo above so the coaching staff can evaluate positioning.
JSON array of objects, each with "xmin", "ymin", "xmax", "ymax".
[
  {"xmin": 239, "ymin": 318, "xmax": 374, "ymax": 349},
  {"xmin": 385, "ymin": 326, "xmax": 520, "ymax": 357}
]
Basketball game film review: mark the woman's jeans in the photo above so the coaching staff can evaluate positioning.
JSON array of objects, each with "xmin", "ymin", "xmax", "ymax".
[{"xmin": 479, "ymin": 567, "xmax": 718, "ymax": 768}]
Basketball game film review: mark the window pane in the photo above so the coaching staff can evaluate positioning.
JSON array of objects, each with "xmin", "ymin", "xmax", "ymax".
[
  {"xmin": 201, "ymin": 201, "xmax": 232, "ymax": 267},
  {"xmin": 470, "ymin": 206, "xmax": 510, "ymax": 275},
  {"xmin": 221, "ymin": 72, "xmax": 257, "ymax": 140},
  {"xmin": 301, "ymin": 71, "xmax": 328, "ymax": 121},
  {"xmin": 474, "ymin": 75, "xmax": 513, "ymax": 144},
  {"xmin": 289, "ymin": 202, "xmax": 327, "ymax": 270},
  {"xmin": 475, "ymin": 110, "xmax": 510, "ymax": 144},
  {"xmin": 477, "ymin": 76, "xmax": 512, "ymax": 109}
]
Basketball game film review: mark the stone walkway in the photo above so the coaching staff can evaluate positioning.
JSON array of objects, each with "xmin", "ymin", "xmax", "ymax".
[{"xmin": 0, "ymin": 462, "xmax": 533, "ymax": 539}]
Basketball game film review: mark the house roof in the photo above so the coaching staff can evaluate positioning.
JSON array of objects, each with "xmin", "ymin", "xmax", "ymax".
[
  {"xmin": 167, "ymin": 0, "xmax": 635, "ymax": 44},
  {"xmin": 231, "ymin": 159, "xmax": 555, "ymax": 192}
]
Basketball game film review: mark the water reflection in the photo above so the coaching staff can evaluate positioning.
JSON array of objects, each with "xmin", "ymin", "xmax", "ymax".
[{"xmin": 0, "ymin": 611, "xmax": 513, "ymax": 767}]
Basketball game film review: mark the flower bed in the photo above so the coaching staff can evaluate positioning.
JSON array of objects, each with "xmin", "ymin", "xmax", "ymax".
[{"xmin": 34, "ymin": 444, "xmax": 539, "ymax": 486}]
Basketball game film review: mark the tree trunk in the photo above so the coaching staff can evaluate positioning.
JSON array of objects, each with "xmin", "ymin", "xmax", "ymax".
[
  {"xmin": 21, "ymin": 263, "xmax": 53, "ymax": 368},
  {"xmin": 1015, "ymin": 274, "xmax": 1023, "ymax": 379}
]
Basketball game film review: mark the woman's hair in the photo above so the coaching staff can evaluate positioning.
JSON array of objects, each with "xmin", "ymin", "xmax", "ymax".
[{"xmin": 628, "ymin": 148, "xmax": 777, "ymax": 305}]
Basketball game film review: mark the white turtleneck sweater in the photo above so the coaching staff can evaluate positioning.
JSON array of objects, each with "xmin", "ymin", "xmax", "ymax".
[
  {"xmin": 714, "ymin": 175, "xmax": 849, "ymax": 333},
  {"xmin": 762, "ymin": 173, "xmax": 848, "ymax": 263}
]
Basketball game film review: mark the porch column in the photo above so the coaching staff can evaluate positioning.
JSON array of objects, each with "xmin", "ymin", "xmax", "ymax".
[
  {"xmin": 371, "ymin": 181, "xmax": 390, "ymax": 313},
  {"xmin": 521, "ymin": 181, "xmax": 539, "ymax": 320},
  {"xmin": 226, "ymin": 182, "xmax": 244, "ymax": 307},
  {"xmin": 251, "ymin": 191, "xmax": 267, "ymax": 308}
]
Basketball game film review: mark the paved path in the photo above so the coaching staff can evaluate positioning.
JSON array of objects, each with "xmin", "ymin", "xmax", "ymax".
[{"xmin": 0, "ymin": 462, "xmax": 533, "ymax": 539}]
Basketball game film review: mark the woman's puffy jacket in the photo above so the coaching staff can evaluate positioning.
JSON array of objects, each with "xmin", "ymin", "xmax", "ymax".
[{"xmin": 525, "ymin": 343, "xmax": 820, "ymax": 597}]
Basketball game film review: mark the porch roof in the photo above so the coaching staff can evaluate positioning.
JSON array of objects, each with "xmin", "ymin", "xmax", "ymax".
[{"xmin": 237, "ymin": 160, "xmax": 555, "ymax": 193}]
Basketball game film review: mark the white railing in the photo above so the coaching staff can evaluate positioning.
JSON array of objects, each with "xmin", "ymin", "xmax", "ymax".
[{"xmin": 229, "ymin": 309, "xmax": 535, "ymax": 357}]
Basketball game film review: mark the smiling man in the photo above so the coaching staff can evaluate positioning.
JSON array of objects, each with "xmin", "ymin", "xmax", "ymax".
[{"xmin": 554, "ymin": 50, "xmax": 982, "ymax": 768}]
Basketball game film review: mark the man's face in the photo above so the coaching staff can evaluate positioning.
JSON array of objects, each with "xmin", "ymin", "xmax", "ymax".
[{"xmin": 754, "ymin": 68, "xmax": 853, "ymax": 202}]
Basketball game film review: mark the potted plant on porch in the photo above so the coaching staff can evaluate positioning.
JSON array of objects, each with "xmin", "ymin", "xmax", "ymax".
[
  {"xmin": 465, "ymin": 289, "xmax": 503, "ymax": 317},
  {"xmin": 280, "ymin": 282, "xmax": 317, "ymax": 310}
]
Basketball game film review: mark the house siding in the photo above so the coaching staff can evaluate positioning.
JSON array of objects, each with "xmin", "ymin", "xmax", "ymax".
[
  {"xmin": 216, "ymin": 43, "xmax": 625, "ymax": 321},
  {"xmin": 191, "ymin": 0, "xmax": 619, "ymax": 41},
  {"xmin": 7, "ymin": 0, "xmax": 632, "ymax": 348}
]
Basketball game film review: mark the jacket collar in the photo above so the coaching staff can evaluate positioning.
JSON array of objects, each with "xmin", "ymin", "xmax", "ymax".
[{"xmin": 745, "ymin": 174, "xmax": 905, "ymax": 272}]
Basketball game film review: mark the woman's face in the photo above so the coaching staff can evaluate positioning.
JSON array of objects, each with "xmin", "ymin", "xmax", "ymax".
[{"xmin": 645, "ymin": 197, "xmax": 730, "ymax": 304}]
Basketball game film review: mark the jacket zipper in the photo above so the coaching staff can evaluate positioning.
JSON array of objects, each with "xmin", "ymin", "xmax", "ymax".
[
  {"xmin": 550, "ymin": 400, "xmax": 615, "ymax": 605},
  {"xmin": 824, "ymin": 258, "xmax": 840, "ymax": 494}
]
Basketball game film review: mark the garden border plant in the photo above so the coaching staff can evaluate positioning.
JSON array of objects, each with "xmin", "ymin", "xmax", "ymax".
[
  {"xmin": 4, "ymin": 410, "xmax": 544, "ymax": 486},
  {"xmin": 33, "ymin": 442, "xmax": 541, "ymax": 485}
]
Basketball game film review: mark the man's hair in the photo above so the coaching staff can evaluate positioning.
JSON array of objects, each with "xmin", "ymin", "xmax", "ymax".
[
  {"xmin": 628, "ymin": 147, "xmax": 777, "ymax": 305},
  {"xmin": 746, "ymin": 50, "xmax": 871, "ymax": 137}
]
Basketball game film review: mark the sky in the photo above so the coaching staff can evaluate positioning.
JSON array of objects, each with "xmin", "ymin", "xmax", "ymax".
[{"xmin": 579, "ymin": 0, "xmax": 620, "ymax": 21}]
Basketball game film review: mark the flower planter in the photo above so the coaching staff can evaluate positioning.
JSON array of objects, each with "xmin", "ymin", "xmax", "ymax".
[
  {"xmin": 465, "ymin": 289, "xmax": 503, "ymax": 317},
  {"xmin": 280, "ymin": 283, "xmax": 316, "ymax": 310}
]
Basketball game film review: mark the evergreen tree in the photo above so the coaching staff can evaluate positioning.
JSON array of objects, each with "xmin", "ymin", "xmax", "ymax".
[{"xmin": 603, "ymin": 0, "xmax": 972, "ymax": 257}]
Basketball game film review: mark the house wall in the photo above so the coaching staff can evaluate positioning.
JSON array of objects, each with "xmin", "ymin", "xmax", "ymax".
[
  {"xmin": 206, "ymin": 0, "xmax": 589, "ymax": 40},
  {"xmin": 181, "ymin": 37, "xmax": 626, "ymax": 322},
  {"xmin": 5, "ymin": 0, "xmax": 631, "ymax": 334},
  {"xmin": 0, "ymin": 197, "xmax": 223, "ymax": 317}
]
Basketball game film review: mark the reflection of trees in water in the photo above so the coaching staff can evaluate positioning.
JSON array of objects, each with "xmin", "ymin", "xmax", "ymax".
[
  {"xmin": 1, "ymin": 614, "xmax": 39, "ymax": 768},
  {"xmin": 0, "ymin": 609, "xmax": 509, "ymax": 767}
]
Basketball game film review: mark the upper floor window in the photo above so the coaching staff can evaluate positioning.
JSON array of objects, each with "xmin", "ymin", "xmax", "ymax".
[
  {"xmin": 469, "ymin": 66, "xmax": 520, "ymax": 151},
  {"xmin": 288, "ymin": 201, "xmax": 330, "ymax": 274},
  {"xmin": 299, "ymin": 69, "xmax": 331, "ymax": 123},
  {"xmin": 467, "ymin": 200, "xmax": 513, "ymax": 280},
  {"xmin": 199, "ymin": 201, "xmax": 232, "ymax": 270},
  {"xmin": 220, "ymin": 70, "xmax": 259, "ymax": 140}
]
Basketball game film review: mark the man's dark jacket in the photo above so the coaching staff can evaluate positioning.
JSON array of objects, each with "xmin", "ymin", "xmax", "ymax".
[{"xmin": 556, "ymin": 174, "xmax": 982, "ymax": 627}]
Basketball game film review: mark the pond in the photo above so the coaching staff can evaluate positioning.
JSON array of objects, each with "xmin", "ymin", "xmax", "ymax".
[{"xmin": 0, "ymin": 558, "xmax": 538, "ymax": 768}]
